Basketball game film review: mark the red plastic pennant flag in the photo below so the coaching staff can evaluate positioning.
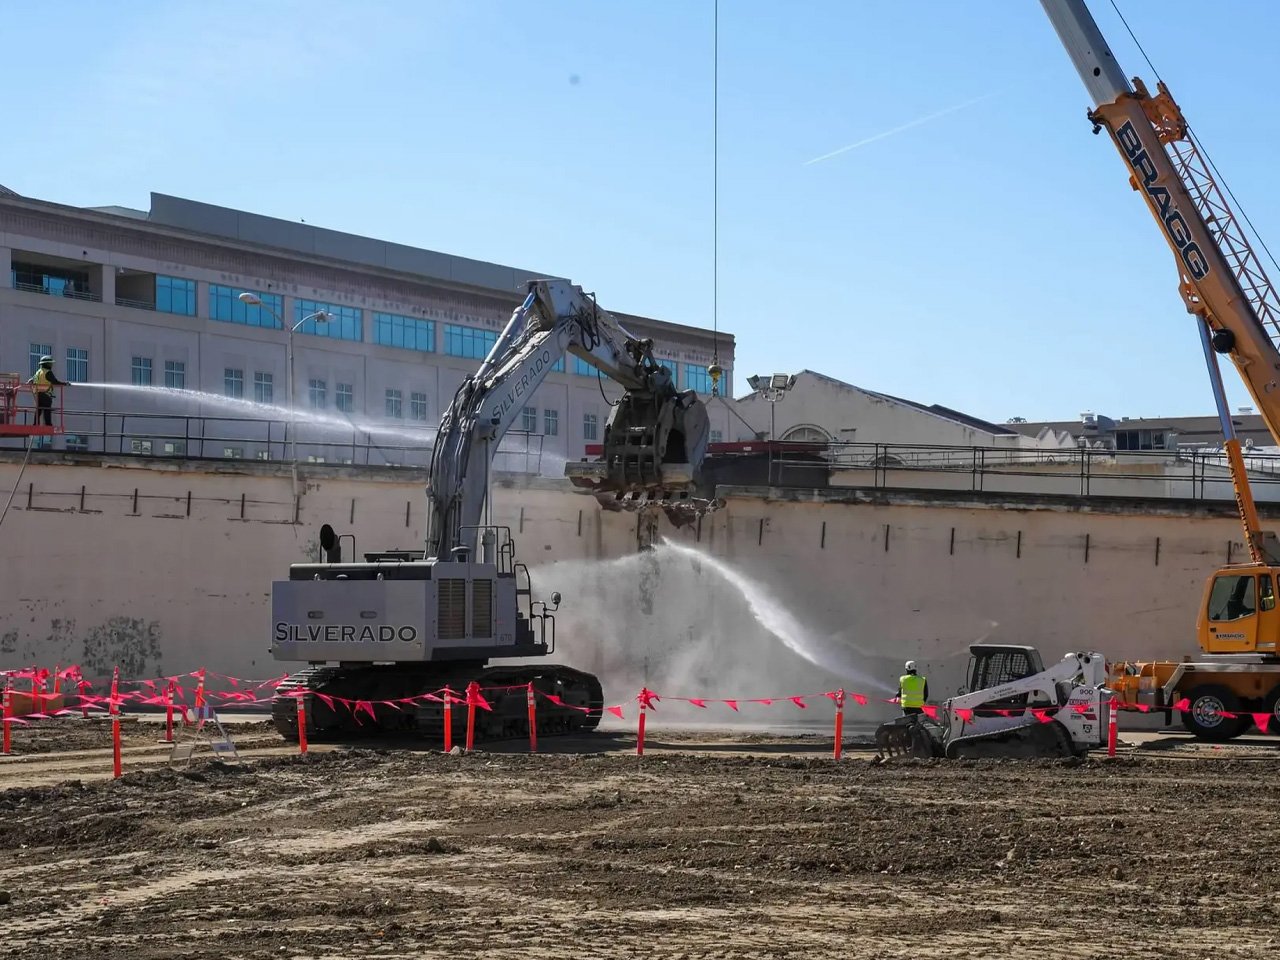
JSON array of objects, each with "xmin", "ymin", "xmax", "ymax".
[
  {"xmin": 751, "ymin": 698, "xmax": 775, "ymax": 706},
  {"xmin": 789, "ymin": 697, "xmax": 808, "ymax": 709},
  {"xmin": 315, "ymin": 692, "xmax": 335, "ymax": 711},
  {"xmin": 543, "ymin": 693, "xmax": 565, "ymax": 707},
  {"xmin": 851, "ymin": 693, "xmax": 868, "ymax": 707},
  {"xmin": 1254, "ymin": 713, "xmax": 1271, "ymax": 733},
  {"xmin": 954, "ymin": 707, "xmax": 974, "ymax": 723},
  {"xmin": 638, "ymin": 688, "xmax": 660, "ymax": 710},
  {"xmin": 921, "ymin": 704, "xmax": 939, "ymax": 720},
  {"xmin": 687, "ymin": 698, "xmax": 708, "ymax": 709},
  {"xmin": 1032, "ymin": 708, "xmax": 1053, "ymax": 724},
  {"xmin": 606, "ymin": 705, "xmax": 625, "ymax": 719},
  {"xmin": 723, "ymin": 699, "xmax": 739, "ymax": 712},
  {"xmin": 1171, "ymin": 698, "xmax": 1191, "ymax": 714}
]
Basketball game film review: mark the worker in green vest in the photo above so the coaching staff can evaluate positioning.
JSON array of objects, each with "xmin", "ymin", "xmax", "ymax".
[
  {"xmin": 897, "ymin": 660, "xmax": 928, "ymax": 716},
  {"xmin": 27, "ymin": 355, "xmax": 67, "ymax": 427}
]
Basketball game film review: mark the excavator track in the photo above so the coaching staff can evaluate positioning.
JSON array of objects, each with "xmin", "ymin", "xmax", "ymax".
[{"xmin": 271, "ymin": 663, "xmax": 604, "ymax": 745}]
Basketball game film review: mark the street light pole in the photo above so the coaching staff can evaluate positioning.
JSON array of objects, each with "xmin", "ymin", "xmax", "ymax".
[
  {"xmin": 239, "ymin": 293, "xmax": 329, "ymax": 507},
  {"xmin": 747, "ymin": 373, "xmax": 796, "ymax": 487}
]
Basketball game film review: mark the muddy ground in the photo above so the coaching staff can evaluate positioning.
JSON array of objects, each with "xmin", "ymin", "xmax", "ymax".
[{"xmin": 2, "ymin": 722, "xmax": 1280, "ymax": 959}]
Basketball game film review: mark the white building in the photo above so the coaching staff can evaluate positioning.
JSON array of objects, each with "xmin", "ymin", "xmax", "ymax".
[
  {"xmin": 729, "ymin": 370, "xmax": 1076, "ymax": 450},
  {"xmin": 0, "ymin": 188, "xmax": 735, "ymax": 472}
]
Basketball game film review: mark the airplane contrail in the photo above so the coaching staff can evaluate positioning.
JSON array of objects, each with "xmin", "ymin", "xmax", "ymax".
[{"xmin": 803, "ymin": 91, "xmax": 997, "ymax": 166}]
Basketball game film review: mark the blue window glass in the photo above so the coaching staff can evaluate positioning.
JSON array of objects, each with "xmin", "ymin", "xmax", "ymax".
[
  {"xmin": 156, "ymin": 276, "xmax": 196, "ymax": 316},
  {"xmin": 552, "ymin": 357, "xmax": 565, "ymax": 373},
  {"xmin": 443, "ymin": 325, "xmax": 498, "ymax": 359},
  {"xmin": 374, "ymin": 313, "xmax": 435, "ymax": 352},
  {"xmin": 684, "ymin": 363, "xmax": 713, "ymax": 395},
  {"xmin": 66, "ymin": 348, "xmax": 89, "ymax": 383},
  {"xmin": 296, "ymin": 299, "xmax": 363, "ymax": 342},
  {"xmin": 573, "ymin": 356, "xmax": 595, "ymax": 377},
  {"xmin": 209, "ymin": 285, "xmax": 283, "ymax": 329},
  {"xmin": 131, "ymin": 356, "xmax": 153, "ymax": 386}
]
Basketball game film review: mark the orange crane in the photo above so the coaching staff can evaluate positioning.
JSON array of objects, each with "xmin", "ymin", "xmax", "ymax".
[{"xmin": 1043, "ymin": 0, "xmax": 1280, "ymax": 739}]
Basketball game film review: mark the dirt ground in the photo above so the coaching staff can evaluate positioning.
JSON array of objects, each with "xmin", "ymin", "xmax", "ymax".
[{"xmin": 2, "ymin": 721, "xmax": 1280, "ymax": 959}]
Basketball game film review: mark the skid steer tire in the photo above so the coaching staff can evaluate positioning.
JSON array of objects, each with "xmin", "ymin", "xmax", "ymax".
[{"xmin": 1181, "ymin": 684, "xmax": 1248, "ymax": 742}]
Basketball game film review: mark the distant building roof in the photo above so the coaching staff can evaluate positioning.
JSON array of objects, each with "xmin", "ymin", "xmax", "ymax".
[{"xmin": 789, "ymin": 369, "xmax": 1016, "ymax": 436}]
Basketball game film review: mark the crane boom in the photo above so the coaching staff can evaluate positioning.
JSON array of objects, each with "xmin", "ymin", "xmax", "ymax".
[{"xmin": 1042, "ymin": 0, "xmax": 1280, "ymax": 565}]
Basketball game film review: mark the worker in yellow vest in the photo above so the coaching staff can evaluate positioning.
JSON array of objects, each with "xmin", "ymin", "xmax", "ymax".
[
  {"xmin": 27, "ymin": 355, "xmax": 67, "ymax": 427},
  {"xmin": 897, "ymin": 660, "xmax": 929, "ymax": 716}
]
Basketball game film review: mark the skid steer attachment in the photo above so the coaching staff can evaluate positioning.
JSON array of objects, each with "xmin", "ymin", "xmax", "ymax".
[{"xmin": 875, "ymin": 715, "xmax": 945, "ymax": 760}]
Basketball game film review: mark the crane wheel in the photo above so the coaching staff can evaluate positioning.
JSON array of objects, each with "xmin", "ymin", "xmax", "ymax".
[
  {"xmin": 1261, "ymin": 686, "xmax": 1280, "ymax": 736},
  {"xmin": 1180, "ymin": 684, "xmax": 1248, "ymax": 742}
]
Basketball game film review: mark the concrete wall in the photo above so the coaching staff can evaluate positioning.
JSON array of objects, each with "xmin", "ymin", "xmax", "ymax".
[{"xmin": 0, "ymin": 453, "xmax": 1265, "ymax": 723}]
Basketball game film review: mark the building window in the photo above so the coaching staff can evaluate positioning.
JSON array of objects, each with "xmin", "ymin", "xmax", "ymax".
[
  {"xmin": 130, "ymin": 439, "xmax": 153, "ymax": 455},
  {"xmin": 164, "ymin": 360, "xmax": 185, "ymax": 389},
  {"xmin": 657, "ymin": 359, "xmax": 677, "ymax": 383},
  {"xmin": 336, "ymin": 382, "xmax": 354, "ymax": 413},
  {"xmin": 374, "ymin": 313, "xmax": 435, "ymax": 352},
  {"xmin": 309, "ymin": 379, "xmax": 327, "ymax": 409},
  {"xmin": 306, "ymin": 455, "xmax": 327, "ymax": 464},
  {"xmin": 131, "ymin": 356, "xmax": 153, "ymax": 386},
  {"xmin": 1115, "ymin": 429, "xmax": 1166, "ymax": 451},
  {"xmin": 573, "ymin": 356, "xmax": 594, "ymax": 377},
  {"xmin": 224, "ymin": 368, "xmax": 244, "ymax": 399},
  {"xmin": 66, "ymin": 348, "xmax": 89, "ymax": 383},
  {"xmin": 521, "ymin": 405, "xmax": 537, "ymax": 433},
  {"xmin": 223, "ymin": 447, "xmax": 243, "ymax": 459},
  {"xmin": 552, "ymin": 358, "xmax": 565, "ymax": 373},
  {"xmin": 710, "ymin": 429, "xmax": 723, "ymax": 443},
  {"xmin": 443, "ymin": 325, "xmax": 498, "ymax": 360},
  {"xmin": 256, "ymin": 451, "xmax": 271, "ymax": 461},
  {"xmin": 684, "ymin": 363, "xmax": 713, "ymax": 395},
  {"xmin": 385, "ymin": 389, "xmax": 403, "ymax": 419},
  {"xmin": 156, "ymin": 276, "xmax": 197, "ymax": 316},
  {"xmin": 29, "ymin": 343, "xmax": 52, "ymax": 377},
  {"xmin": 295, "ymin": 299, "xmax": 363, "ymax": 342},
  {"xmin": 65, "ymin": 434, "xmax": 89, "ymax": 452},
  {"xmin": 583, "ymin": 412, "xmax": 598, "ymax": 441},
  {"xmin": 209, "ymin": 285, "xmax": 283, "ymax": 328},
  {"xmin": 410, "ymin": 391, "xmax": 428, "ymax": 421},
  {"xmin": 162, "ymin": 440, "xmax": 187, "ymax": 456},
  {"xmin": 254, "ymin": 371, "xmax": 274, "ymax": 404},
  {"xmin": 544, "ymin": 408, "xmax": 559, "ymax": 436}
]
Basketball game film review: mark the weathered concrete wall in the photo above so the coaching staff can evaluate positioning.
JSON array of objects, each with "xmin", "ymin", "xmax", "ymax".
[{"xmin": 0, "ymin": 453, "xmax": 1265, "ymax": 722}]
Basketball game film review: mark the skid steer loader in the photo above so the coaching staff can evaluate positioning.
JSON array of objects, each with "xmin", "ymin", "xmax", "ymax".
[{"xmin": 875, "ymin": 644, "xmax": 1112, "ymax": 760}]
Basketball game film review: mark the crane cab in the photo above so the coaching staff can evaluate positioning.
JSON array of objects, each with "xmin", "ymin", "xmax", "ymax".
[{"xmin": 1197, "ymin": 564, "xmax": 1280, "ymax": 656}]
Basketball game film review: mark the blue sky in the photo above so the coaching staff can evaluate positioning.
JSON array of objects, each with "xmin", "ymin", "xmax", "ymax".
[{"xmin": 3, "ymin": 0, "xmax": 1278, "ymax": 423}]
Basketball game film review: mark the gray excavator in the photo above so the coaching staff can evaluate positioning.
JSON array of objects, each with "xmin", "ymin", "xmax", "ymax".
[
  {"xmin": 269, "ymin": 279, "xmax": 716, "ymax": 742},
  {"xmin": 875, "ymin": 644, "xmax": 1113, "ymax": 760}
]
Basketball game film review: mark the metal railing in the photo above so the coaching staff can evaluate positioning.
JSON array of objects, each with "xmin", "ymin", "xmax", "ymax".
[
  {"xmin": 748, "ymin": 439, "xmax": 1280, "ymax": 503},
  {"xmin": 0, "ymin": 406, "xmax": 547, "ymax": 474},
  {"xmin": 10, "ymin": 280, "xmax": 103, "ymax": 302},
  {"xmin": 114, "ymin": 297, "xmax": 156, "ymax": 311}
]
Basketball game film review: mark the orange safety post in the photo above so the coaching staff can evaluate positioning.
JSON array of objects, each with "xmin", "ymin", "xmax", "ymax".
[
  {"xmin": 465, "ymin": 681, "xmax": 478, "ymax": 753},
  {"xmin": 52, "ymin": 664, "xmax": 61, "ymax": 696},
  {"xmin": 526, "ymin": 682, "xmax": 537, "ymax": 753},
  {"xmin": 110, "ymin": 666, "xmax": 122, "ymax": 779},
  {"xmin": 637, "ymin": 692, "xmax": 648, "ymax": 757},
  {"xmin": 31, "ymin": 668, "xmax": 40, "ymax": 718},
  {"xmin": 296, "ymin": 695, "xmax": 308, "ymax": 754},
  {"xmin": 442, "ymin": 687, "xmax": 453, "ymax": 753},
  {"xmin": 2, "ymin": 674, "xmax": 11, "ymax": 755},
  {"xmin": 194, "ymin": 671, "xmax": 206, "ymax": 710},
  {"xmin": 1107, "ymin": 695, "xmax": 1118, "ymax": 758},
  {"xmin": 163, "ymin": 680, "xmax": 175, "ymax": 743},
  {"xmin": 833, "ymin": 689, "xmax": 845, "ymax": 760}
]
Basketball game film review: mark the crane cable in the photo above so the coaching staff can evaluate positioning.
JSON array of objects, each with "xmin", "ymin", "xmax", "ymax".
[
  {"xmin": 710, "ymin": 0, "xmax": 721, "ymax": 396},
  {"xmin": 1108, "ymin": 0, "xmax": 1280, "ymax": 281},
  {"xmin": 0, "ymin": 439, "xmax": 35, "ymax": 533}
]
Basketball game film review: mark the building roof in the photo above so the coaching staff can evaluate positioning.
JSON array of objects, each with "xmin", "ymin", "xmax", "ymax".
[{"xmin": 784, "ymin": 369, "xmax": 1017, "ymax": 436}]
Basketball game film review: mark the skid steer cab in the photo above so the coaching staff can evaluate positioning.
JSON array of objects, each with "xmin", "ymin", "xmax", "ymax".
[{"xmin": 875, "ymin": 644, "xmax": 1111, "ymax": 761}]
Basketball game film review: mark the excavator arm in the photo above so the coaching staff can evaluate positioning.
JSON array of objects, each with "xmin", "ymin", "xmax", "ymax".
[
  {"xmin": 426, "ymin": 278, "xmax": 710, "ymax": 560},
  {"xmin": 1041, "ymin": 0, "xmax": 1280, "ymax": 564}
]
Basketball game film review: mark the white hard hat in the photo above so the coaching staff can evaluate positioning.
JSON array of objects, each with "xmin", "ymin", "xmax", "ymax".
[{"xmin": 905, "ymin": 660, "xmax": 917, "ymax": 672}]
